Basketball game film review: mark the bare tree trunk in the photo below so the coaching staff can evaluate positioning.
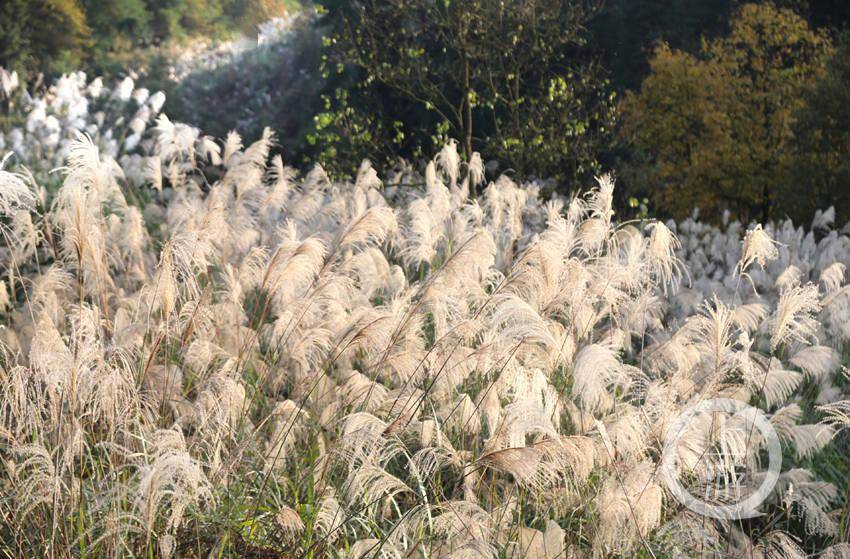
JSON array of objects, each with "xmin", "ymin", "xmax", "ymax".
[
  {"xmin": 761, "ymin": 181, "xmax": 771, "ymax": 224},
  {"xmin": 463, "ymin": 57, "xmax": 475, "ymax": 196}
]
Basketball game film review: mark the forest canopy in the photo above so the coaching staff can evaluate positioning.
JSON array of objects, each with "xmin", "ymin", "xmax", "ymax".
[{"xmin": 2, "ymin": 0, "xmax": 850, "ymax": 223}]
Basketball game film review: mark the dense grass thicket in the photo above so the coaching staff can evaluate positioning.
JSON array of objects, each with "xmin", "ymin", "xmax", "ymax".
[{"xmin": 1, "ymin": 70, "xmax": 850, "ymax": 558}]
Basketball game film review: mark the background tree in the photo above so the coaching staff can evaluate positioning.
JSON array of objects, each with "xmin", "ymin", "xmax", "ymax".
[
  {"xmin": 313, "ymin": 0, "xmax": 615, "ymax": 189},
  {"xmin": 0, "ymin": 0, "xmax": 294, "ymax": 81},
  {"xmin": 591, "ymin": 0, "xmax": 735, "ymax": 91},
  {"xmin": 81, "ymin": 0, "xmax": 152, "ymax": 75},
  {"xmin": 590, "ymin": 0, "xmax": 850, "ymax": 93},
  {"xmin": 786, "ymin": 33, "xmax": 850, "ymax": 224},
  {"xmin": 621, "ymin": 3, "xmax": 832, "ymax": 222},
  {"xmin": 0, "ymin": 0, "xmax": 90, "ymax": 80}
]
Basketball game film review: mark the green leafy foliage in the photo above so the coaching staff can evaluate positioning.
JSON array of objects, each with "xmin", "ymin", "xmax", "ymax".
[
  {"xmin": 591, "ymin": 0, "xmax": 737, "ymax": 91},
  {"xmin": 162, "ymin": 14, "xmax": 323, "ymax": 157},
  {"xmin": 0, "ymin": 0, "xmax": 295, "ymax": 81},
  {"xmin": 621, "ymin": 3, "xmax": 833, "ymax": 222},
  {"xmin": 6, "ymin": 0, "xmax": 850, "ymax": 224},
  {"xmin": 787, "ymin": 33, "xmax": 850, "ymax": 224},
  {"xmin": 0, "ymin": 0, "xmax": 90, "ymax": 80},
  {"xmin": 311, "ymin": 0, "xmax": 616, "ymax": 189}
]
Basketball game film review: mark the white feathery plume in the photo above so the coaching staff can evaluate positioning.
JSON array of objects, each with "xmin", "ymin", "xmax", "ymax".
[
  {"xmin": 313, "ymin": 491, "xmax": 345, "ymax": 542},
  {"xmin": 401, "ymin": 197, "xmax": 440, "ymax": 268},
  {"xmin": 737, "ymin": 224, "xmax": 779, "ymax": 277},
  {"xmin": 436, "ymin": 140, "xmax": 461, "ymax": 187},
  {"xmin": 587, "ymin": 174, "xmax": 615, "ymax": 223},
  {"xmin": 12, "ymin": 443, "xmax": 67, "ymax": 519},
  {"xmin": 818, "ymin": 400, "xmax": 850, "ymax": 430},
  {"xmin": 812, "ymin": 206, "xmax": 835, "ymax": 230},
  {"xmin": 337, "ymin": 206, "xmax": 397, "ymax": 251},
  {"xmin": 775, "ymin": 265, "xmax": 803, "ymax": 292},
  {"xmin": 275, "ymin": 505, "xmax": 305, "ymax": 539},
  {"xmin": 0, "ymin": 154, "xmax": 36, "ymax": 216},
  {"xmin": 144, "ymin": 156, "xmax": 163, "ymax": 192},
  {"xmin": 821, "ymin": 544, "xmax": 850, "ymax": 559},
  {"xmin": 646, "ymin": 220, "xmax": 684, "ymax": 292},
  {"xmin": 198, "ymin": 135, "xmax": 222, "ymax": 165},
  {"xmin": 769, "ymin": 283, "xmax": 821, "ymax": 351},
  {"xmin": 789, "ymin": 345, "xmax": 839, "ymax": 380},
  {"xmin": 732, "ymin": 302, "xmax": 769, "ymax": 333},
  {"xmin": 745, "ymin": 359, "xmax": 802, "ymax": 408},
  {"xmin": 820, "ymin": 262, "xmax": 845, "ymax": 294},
  {"xmin": 222, "ymin": 130, "xmax": 243, "ymax": 166},
  {"xmin": 594, "ymin": 461, "xmax": 663, "ymax": 556},
  {"xmin": 355, "ymin": 159, "xmax": 382, "ymax": 191},
  {"xmin": 135, "ymin": 428, "xmax": 213, "ymax": 536},
  {"xmin": 468, "ymin": 152, "xmax": 485, "ymax": 189},
  {"xmin": 571, "ymin": 344, "xmax": 625, "ymax": 413},
  {"xmin": 755, "ymin": 531, "xmax": 806, "ymax": 559}
]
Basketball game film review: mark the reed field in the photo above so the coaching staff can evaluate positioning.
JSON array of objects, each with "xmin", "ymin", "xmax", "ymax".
[{"xmin": 0, "ymin": 66, "xmax": 849, "ymax": 559}]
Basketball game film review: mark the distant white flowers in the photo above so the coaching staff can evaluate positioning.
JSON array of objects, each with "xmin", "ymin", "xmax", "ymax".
[
  {"xmin": 0, "ymin": 67, "xmax": 168, "ymax": 188},
  {"xmin": 258, "ymin": 15, "xmax": 297, "ymax": 45},
  {"xmin": 0, "ymin": 68, "xmax": 19, "ymax": 98}
]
